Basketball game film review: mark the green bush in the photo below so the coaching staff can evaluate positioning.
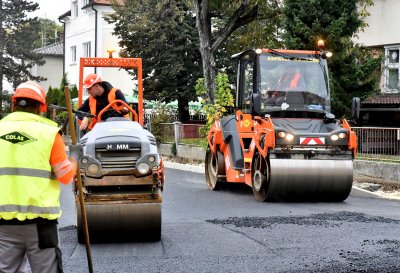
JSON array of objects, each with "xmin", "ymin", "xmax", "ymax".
[
  {"xmin": 46, "ymin": 74, "xmax": 78, "ymax": 126},
  {"xmin": 171, "ymin": 142, "xmax": 177, "ymax": 156},
  {"xmin": 149, "ymin": 104, "xmax": 175, "ymax": 143}
]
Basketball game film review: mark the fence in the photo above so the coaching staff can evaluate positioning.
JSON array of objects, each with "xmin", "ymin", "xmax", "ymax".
[
  {"xmin": 156, "ymin": 122, "xmax": 206, "ymax": 146},
  {"xmin": 352, "ymin": 127, "xmax": 400, "ymax": 162},
  {"xmin": 156, "ymin": 123, "xmax": 176, "ymax": 143},
  {"xmin": 144, "ymin": 112, "xmax": 206, "ymax": 124},
  {"xmin": 154, "ymin": 124, "xmax": 400, "ymax": 162}
]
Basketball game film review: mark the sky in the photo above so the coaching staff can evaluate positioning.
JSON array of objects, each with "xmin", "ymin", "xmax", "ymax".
[{"xmin": 31, "ymin": 0, "xmax": 71, "ymax": 21}]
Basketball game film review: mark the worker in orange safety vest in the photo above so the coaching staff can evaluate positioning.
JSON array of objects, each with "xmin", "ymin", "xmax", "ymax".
[
  {"xmin": 77, "ymin": 73, "xmax": 129, "ymax": 130},
  {"xmin": 0, "ymin": 81, "xmax": 81, "ymax": 273},
  {"xmin": 265, "ymin": 63, "xmax": 307, "ymax": 105},
  {"xmin": 277, "ymin": 71, "xmax": 306, "ymax": 91}
]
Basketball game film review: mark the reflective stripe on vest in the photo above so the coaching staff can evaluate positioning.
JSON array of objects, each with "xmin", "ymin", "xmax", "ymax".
[
  {"xmin": 0, "ymin": 204, "xmax": 60, "ymax": 215},
  {"xmin": 88, "ymin": 87, "xmax": 128, "ymax": 130},
  {"xmin": 0, "ymin": 167, "xmax": 55, "ymax": 179},
  {"xmin": 0, "ymin": 112, "xmax": 61, "ymax": 221}
]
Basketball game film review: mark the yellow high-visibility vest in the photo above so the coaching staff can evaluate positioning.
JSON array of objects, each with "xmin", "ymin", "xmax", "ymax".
[{"xmin": 0, "ymin": 111, "xmax": 62, "ymax": 221}]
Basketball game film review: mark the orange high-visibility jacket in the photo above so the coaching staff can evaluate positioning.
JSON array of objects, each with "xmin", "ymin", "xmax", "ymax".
[
  {"xmin": 273, "ymin": 72, "xmax": 302, "ymax": 96},
  {"xmin": 88, "ymin": 88, "xmax": 129, "ymax": 130},
  {"xmin": 289, "ymin": 73, "xmax": 301, "ymax": 88}
]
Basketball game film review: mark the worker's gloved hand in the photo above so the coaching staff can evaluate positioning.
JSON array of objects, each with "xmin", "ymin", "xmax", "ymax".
[{"xmin": 69, "ymin": 144, "xmax": 83, "ymax": 161}]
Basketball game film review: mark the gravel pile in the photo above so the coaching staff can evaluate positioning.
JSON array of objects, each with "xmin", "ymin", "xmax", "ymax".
[
  {"xmin": 207, "ymin": 211, "xmax": 400, "ymax": 273},
  {"xmin": 207, "ymin": 211, "xmax": 400, "ymax": 228}
]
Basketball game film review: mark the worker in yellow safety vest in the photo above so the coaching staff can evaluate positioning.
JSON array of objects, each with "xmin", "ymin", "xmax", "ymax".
[
  {"xmin": 78, "ymin": 73, "xmax": 129, "ymax": 130},
  {"xmin": 0, "ymin": 81, "xmax": 81, "ymax": 273}
]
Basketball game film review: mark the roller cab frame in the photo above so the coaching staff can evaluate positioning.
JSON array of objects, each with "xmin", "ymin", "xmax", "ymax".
[
  {"xmin": 205, "ymin": 49, "xmax": 357, "ymax": 202},
  {"xmin": 75, "ymin": 57, "xmax": 164, "ymax": 242}
]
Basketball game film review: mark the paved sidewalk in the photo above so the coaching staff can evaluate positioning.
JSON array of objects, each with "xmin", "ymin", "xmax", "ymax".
[{"xmin": 163, "ymin": 161, "xmax": 204, "ymax": 174}]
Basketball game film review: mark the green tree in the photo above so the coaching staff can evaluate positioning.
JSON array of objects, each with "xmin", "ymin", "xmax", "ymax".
[
  {"xmin": 0, "ymin": 90, "xmax": 11, "ymax": 118},
  {"xmin": 46, "ymin": 74, "xmax": 77, "ymax": 122},
  {"xmin": 282, "ymin": 0, "xmax": 381, "ymax": 117},
  {"xmin": 46, "ymin": 86, "xmax": 60, "ymax": 107},
  {"xmin": 55, "ymin": 73, "xmax": 74, "ymax": 108},
  {"xmin": 196, "ymin": 72, "xmax": 234, "ymax": 136},
  {"xmin": 192, "ymin": 0, "xmax": 281, "ymax": 103},
  {"xmin": 108, "ymin": 0, "xmax": 203, "ymax": 122},
  {"xmin": 225, "ymin": 3, "xmax": 283, "ymax": 53},
  {"xmin": 0, "ymin": 0, "xmax": 45, "ymax": 114},
  {"xmin": 33, "ymin": 18, "xmax": 63, "ymax": 48}
]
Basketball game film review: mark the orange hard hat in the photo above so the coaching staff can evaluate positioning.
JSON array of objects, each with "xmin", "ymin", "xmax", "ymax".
[
  {"xmin": 83, "ymin": 73, "xmax": 102, "ymax": 89},
  {"xmin": 13, "ymin": 81, "xmax": 47, "ymax": 112}
]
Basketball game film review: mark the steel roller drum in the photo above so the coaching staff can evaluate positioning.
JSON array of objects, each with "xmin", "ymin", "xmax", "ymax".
[
  {"xmin": 77, "ymin": 200, "xmax": 161, "ymax": 243},
  {"xmin": 267, "ymin": 159, "xmax": 353, "ymax": 201}
]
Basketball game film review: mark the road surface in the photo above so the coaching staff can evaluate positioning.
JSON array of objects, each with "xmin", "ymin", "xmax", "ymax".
[{"xmin": 58, "ymin": 168, "xmax": 400, "ymax": 273}]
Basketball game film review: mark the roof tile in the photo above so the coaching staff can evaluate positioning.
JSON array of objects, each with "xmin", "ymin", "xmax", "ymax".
[
  {"xmin": 34, "ymin": 41, "xmax": 63, "ymax": 56},
  {"xmin": 362, "ymin": 94, "xmax": 400, "ymax": 105}
]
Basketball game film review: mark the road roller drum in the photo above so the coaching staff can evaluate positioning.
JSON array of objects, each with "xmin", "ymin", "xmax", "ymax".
[
  {"xmin": 77, "ymin": 194, "xmax": 162, "ymax": 243},
  {"xmin": 266, "ymin": 159, "xmax": 353, "ymax": 201}
]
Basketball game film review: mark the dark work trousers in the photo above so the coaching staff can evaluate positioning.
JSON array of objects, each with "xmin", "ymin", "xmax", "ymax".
[{"xmin": 0, "ymin": 223, "xmax": 63, "ymax": 273}]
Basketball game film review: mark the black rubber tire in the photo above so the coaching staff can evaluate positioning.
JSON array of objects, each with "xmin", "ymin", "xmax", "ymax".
[
  {"xmin": 251, "ymin": 152, "xmax": 270, "ymax": 202},
  {"xmin": 205, "ymin": 147, "xmax": 224, "ymax": 190}
]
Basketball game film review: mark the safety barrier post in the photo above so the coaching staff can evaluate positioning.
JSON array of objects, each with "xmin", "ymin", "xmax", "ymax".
[{"xmin": 173, "ymin": 121, "xmax": 181, "ymax": 147}]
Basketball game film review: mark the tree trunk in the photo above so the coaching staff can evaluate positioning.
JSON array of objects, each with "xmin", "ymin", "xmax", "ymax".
[
  {"xmin": 193, "ymin": 0, "xmax": 258, "ymax": 105},
  {"xmin": 0, "ymin": 0, "xmax": 4, "ymax": 116},
  {"xmin": 177, "ymin": 96, "xmax": 190, "ymax": 122},
  {"xmin": 194, "ymin": 0, "xmax": 216, "ymax": 104}
]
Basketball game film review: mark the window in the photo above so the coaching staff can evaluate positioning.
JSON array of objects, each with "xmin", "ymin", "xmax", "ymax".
[
  {"xmin": 71, "ymin": 46, "xmax": 76, "ymax": 63},
  {"xmin": 72, "ymin": 1, "xmax": 78, "ymax": 18},
  {"xmin": 83, "ymin": 42, "xmax": 91, "ymax": 57},
  {"xmin": 241, "ymin": 61, "xmax": 254, "ymax": 114},
  {"xmin": 384, "ymin": 46, "xmax": 400, "ymax": 93}
]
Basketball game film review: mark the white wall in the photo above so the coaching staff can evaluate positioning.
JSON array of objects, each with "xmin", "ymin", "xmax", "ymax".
[
  {"xmin": 355, "ymin": 0, "xmax": 400, "ymax": 47},
  {"xmin": 64, "ymin": 4, "xmax": 133, "ymax": 99},
  {"xmin": 64, "ymin": 9, "xmax": 95, "ymax": 86},
  {"xmin": 2, "ymin": 80, "xmax": 13, "ymax": 94},
  {"xmin": 34, "ymin": 56, "xmax": 64, "ymax": 92}
]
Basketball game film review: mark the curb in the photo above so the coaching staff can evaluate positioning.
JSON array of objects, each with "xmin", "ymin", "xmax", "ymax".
[
  {"xmin": 163, "ymin": 161, "xmax": 204, "ymax": 174},
  {"xmin": 351, "ymin": 186, "xmax": 382, "ymax": 199}
]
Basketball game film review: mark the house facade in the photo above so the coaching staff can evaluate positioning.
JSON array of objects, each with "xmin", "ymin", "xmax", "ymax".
[
  {"xmin": 31, "ymin": 41, "xmax": 64, "ymax": 92},
  {"xmin": 59, "ymin": 0, "xmax": 134, "ymax": 98},
  {"xmin": 354, "ymin": 0, "xmax": 400, "ymax": 126},
  {"xmin": 2, "ymin": 80, "xmax": 13, "ymax": 94}
]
